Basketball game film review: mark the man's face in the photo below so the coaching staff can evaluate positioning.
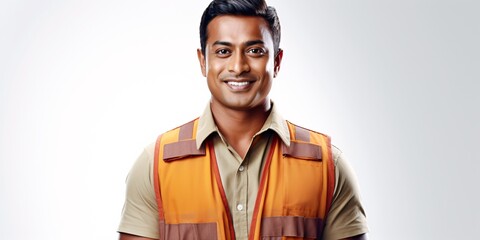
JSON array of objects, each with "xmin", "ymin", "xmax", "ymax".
[{"xmin": 198, "ymin": 15, "xmax": 282, "ymax": 111}]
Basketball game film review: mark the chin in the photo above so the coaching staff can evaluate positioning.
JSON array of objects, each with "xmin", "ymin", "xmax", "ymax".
[{"xmin": 224, "ymin": 99, "xmax": 269, "ymax": 111}]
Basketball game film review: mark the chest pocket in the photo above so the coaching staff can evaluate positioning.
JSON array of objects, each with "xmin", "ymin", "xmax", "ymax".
[{"xmin": 282, "ymin": 141, "xmax": 325, "ymax": 216}]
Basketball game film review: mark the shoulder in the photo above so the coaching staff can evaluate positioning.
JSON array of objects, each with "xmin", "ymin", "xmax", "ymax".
[
  {"xmin": 330, "ymin": 144, "xmax": 360, "ymax": 194},
  {"xmin": 126, "ymin": 141, "xmax": 156, "ymax": 188},
  {"xmin": 162, "ymin": 118, "xmax": 199, "ymax": 136},
  {"xmin": 156, "ymin": 118, "xmax": 200, "ymax": 146},
  {"xmin": 144, "ymin": 142, "xmax": 156, "ymax": 163},
  {"xmin": 331, "ymin": 144, "xmax": 342, "ymax": 166},
  {"xmin": 286, "ymin": 121, "xmax": 331, "ymax": 140}
]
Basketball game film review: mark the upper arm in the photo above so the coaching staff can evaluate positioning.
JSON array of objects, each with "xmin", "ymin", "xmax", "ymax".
[
  {"xmin": 118, "ymin": 144, "xmax": 160, "ymax": 239},
  {"xmin": 322, "ymin": 147, "xmax": 369, "ymax": 240}
]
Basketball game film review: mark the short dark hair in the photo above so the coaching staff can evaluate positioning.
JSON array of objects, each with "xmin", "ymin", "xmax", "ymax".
[{"xmin": 199, "ymin": 0, "xmax": 281, "ymax": 56}]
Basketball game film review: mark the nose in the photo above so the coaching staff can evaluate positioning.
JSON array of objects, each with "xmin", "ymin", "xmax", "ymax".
[{"xmin": 228, "ymin": 51, "xmax": 250, "ymax": 74}]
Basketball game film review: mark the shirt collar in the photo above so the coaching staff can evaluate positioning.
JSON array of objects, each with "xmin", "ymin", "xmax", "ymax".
[{"xmin": 195, "ymin": 101, "xmax": 291, "ymax": 149}]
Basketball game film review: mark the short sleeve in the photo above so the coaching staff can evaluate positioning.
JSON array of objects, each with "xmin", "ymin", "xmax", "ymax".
[
  {"xmin": 322, "ymin": 146, "xmax": 369, "ymax": 240},
  {"xmin": 118, "ymin": 143, "xmax": 160, "ymax": 239}
]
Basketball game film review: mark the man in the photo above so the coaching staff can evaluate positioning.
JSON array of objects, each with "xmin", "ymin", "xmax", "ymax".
[{"xmin": 118, "ymin": 0, "xmax": 368, "ymax": 239}]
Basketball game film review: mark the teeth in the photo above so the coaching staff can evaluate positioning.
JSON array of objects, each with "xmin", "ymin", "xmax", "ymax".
[{"xmin": 228, "ymin": 81, "xmax": 249, "ymax": 86}]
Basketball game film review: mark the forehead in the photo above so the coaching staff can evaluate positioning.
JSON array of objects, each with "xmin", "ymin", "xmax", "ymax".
[{"xmin": 206, "ymin": 15, "xmax": 272, "ymax": 45}]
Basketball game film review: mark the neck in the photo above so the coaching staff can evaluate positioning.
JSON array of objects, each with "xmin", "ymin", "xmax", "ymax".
[{"xmin": 210, "ymin": 99, "xmax": 271, "ymax": 158}]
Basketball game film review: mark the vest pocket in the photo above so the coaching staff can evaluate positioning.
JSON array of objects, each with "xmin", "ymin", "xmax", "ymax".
[
  {"xmin": 164, "ymin": 222, "xmax": 217, "ymax": 240},
  {"xmin": 260, "ymin": 216, "xmax": 324, "ymax": 239}
]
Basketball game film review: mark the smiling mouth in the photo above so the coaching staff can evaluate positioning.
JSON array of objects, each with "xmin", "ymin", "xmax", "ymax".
[
  {"xmin": 228, "ymin": 81, "xmax": 250, "ymax": 86},
  {"xmin": 225, "ymin": 80, "xmax": 255, "ymax": 91}
]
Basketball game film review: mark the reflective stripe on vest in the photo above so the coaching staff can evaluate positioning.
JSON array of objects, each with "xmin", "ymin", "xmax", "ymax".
[{"xmin": 154, "ymin": 119, "xmax": 335, "ymax": 240}]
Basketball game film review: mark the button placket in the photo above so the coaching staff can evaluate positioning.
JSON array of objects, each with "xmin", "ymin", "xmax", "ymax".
[
  {"xmin": 234, "ymin": 159, "xmax": 249, "ymax": 239},
  {"xmin": 236, "ymin": 204, "xmax": 244, "ymax": 211}
]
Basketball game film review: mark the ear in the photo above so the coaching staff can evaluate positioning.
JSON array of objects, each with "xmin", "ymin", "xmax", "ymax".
[
  {"xmin": 273, "ymin": 48, "xmax": 283, "ymax": 78},
  {"xmin": 197, "ymin": 48, "xmax": 207, "ymax": 77}
]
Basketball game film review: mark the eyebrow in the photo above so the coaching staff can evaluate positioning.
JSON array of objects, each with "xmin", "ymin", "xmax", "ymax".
[
  {"xmin": 212, "ymin": 40, "xmax": 265, "ymax": 47},
  {"xmin": 212, "ymin": 41, "xmax": 232, "ymax": 47},
  {"xmin": 245, "ymin": 40, "xmax": 265, "ymax": 46}
]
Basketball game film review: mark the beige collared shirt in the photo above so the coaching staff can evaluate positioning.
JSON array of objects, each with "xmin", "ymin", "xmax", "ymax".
[
  {"xmin": 118, "ymin": 103, "xmax": 368, "ymax": 240},
  {"xmin": 195, "ymin": 103, "xmax": 291, "ymax": 239}
]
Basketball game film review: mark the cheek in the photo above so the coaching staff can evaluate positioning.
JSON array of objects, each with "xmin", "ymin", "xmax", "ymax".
[
  {"xmin": 206, "ymin": 57, "xmax": 225, "ymax": 76},
  {"xmin": 253, "ymin": 57, "xmax": 274, "ymax": 73}
]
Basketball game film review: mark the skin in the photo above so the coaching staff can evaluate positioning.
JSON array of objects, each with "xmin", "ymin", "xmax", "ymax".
[{"xmin": 119, "ymin": 14, "xmax": 367, "ymax": 240}]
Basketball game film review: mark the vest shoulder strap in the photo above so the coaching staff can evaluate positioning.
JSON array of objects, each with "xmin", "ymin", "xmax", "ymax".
[
  {"xmin": 161, "ymin": 118, "xmax": 206, "ymax": 162},
  {"xmin": 283, "ymin": 121, "xmax": 331, "ymax": 161}
]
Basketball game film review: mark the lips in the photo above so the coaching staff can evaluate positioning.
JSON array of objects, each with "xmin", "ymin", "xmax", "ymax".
[{"xmin": 224, "ymin": 79, "xmax": 255, "ymax": 91}]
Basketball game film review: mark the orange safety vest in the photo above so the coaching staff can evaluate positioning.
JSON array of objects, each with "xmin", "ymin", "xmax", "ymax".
[{"xmin": 153, "ymin": 119, "xmax": 335, "ymax": 240}]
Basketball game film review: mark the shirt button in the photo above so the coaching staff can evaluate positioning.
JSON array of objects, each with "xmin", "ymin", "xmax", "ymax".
[
  {"xmin": 238, "ymin": 165, "xmax": 245, "ymax": 172},
  {"xmin": 236, "ymin": 204, "xmax": 244, "ymax": 211}
]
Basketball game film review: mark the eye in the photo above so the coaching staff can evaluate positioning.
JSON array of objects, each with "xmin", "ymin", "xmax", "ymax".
[
  {"xmin": 246, "ymin": 47, "xmax": 266, "ymax": 56},
  {"xmin": 215, "ymin": 48, "xmax": 231, "ymax": 57}
]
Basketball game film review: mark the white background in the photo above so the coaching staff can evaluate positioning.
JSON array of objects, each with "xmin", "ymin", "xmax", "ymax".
[{"xmin": 1, "ymin": 0, "xmax": 479, "ymax": 239}]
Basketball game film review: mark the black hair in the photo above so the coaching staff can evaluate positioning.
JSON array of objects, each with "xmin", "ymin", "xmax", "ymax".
[{"xmin": 199, "ymin": 0, "xmax": 281, "ymax": 56}]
